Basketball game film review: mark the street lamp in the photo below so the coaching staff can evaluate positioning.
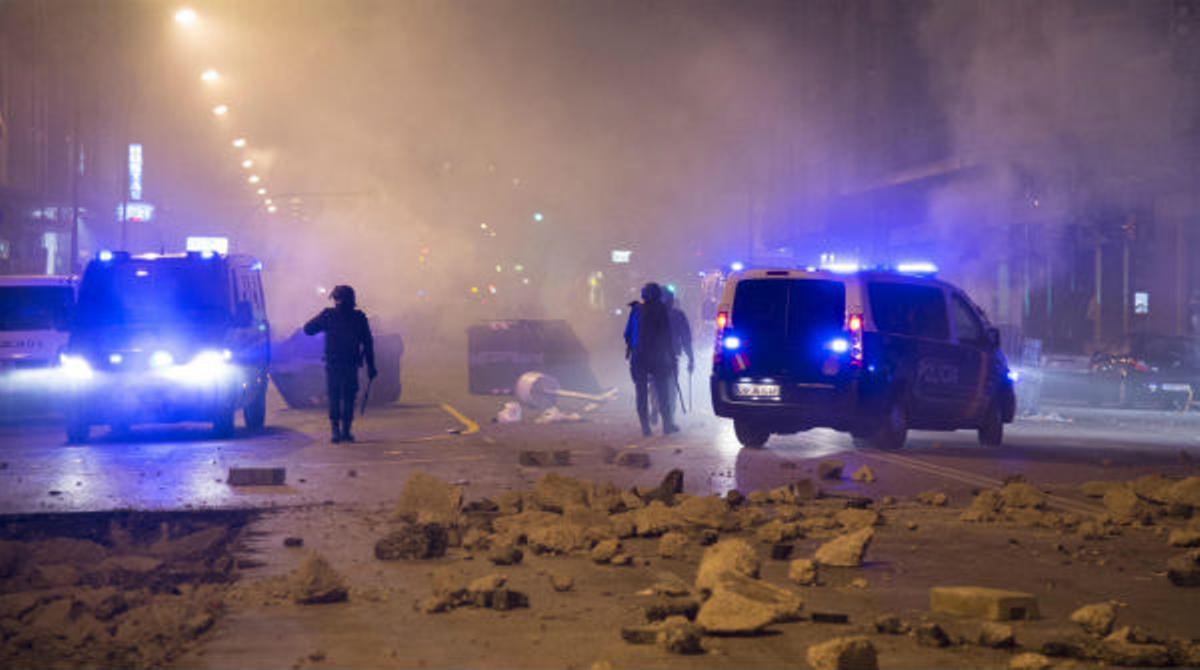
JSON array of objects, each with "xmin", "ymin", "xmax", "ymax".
[
  {"xmin": 212, "ymin": 104, "xmax": 229, "ymax": 116},
  {"xmin": 241, "ymin": 159, "xmax": 254, "ymax": 169},
  {"xmin": 247, "ymin": 174, "xmax": 260, "ymax": 184},
  {"xmin": 232, "ymin": 138, "xmax": 246, "ymax": 148},
  {"xmin": 267, "ymin": 205, "xmax": 278, "ymax": 214},
  {"xmin": 201, "ymin": 68, "xmax": 219, "ymax": 83},
  {"xmin": 174, "ymin": 8, "xmax": 198, "ymax": 25},
  {"xmin": 256, "ymin": 187, "xmax": 267, "ymax": 195}
]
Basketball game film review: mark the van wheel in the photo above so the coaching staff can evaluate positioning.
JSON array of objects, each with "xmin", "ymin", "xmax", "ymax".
[
  {"xmin": 243, "ymin": 383, "xmax": 267, "ymax": 431},
  {"xmin": 66, "ymin": 421, "xmax": 90, "ymax": 444},
  {"xmin": 853, "ymin": 402, "xmax": 908, "ymax": 451},
  {"xmin": 734, "ymin": 420, "xmax": 770, "ymax": 449},
  {"xmin": 213, "ymin": 411, "xmax": 236, "ymax": 439},
  {"xmin": 978, "ymin": 402, "xmax": 1004, "ymax": 446}
]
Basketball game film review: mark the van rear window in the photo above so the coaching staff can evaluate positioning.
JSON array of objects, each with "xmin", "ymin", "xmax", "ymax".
[
  {"xmin": 732, "ymin": 279, "xmax": 845, "ymax": 335},
  {"xmin": 867, "ymin": 282, "xmax": 948, "ymax": 340}
]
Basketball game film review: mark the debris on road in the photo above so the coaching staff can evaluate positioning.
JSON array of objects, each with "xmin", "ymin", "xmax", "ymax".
[
  {"xmin": 374, "ymin": 523, "xmax": 450, "ymax": 560},
  {"xmin": 615, "ymin": 451, "xmax": 652, "ymax": 469},
  {"xmin": 283, "ymin": 536, "xmax": 304, "ymax": 548},
  {"xmin": 1070, "ymin": 601, "xmax": 1118, "ymax": 636},
  {"xmin": 290, "ymin": 552, "xmax": 349, "ymax": 604},
  {"xmin": 916, "ymin": 490, "xmax": 949, "ymax": 506},
  {"xmin": 929, "ymin": 586, "xmax": 1039, "ymax": 621},
  {"xmin": 817, "ymin": 460, "xmax": 844, "ymax": 480},
  {"xmin": 806, "ymin": 636, "xmax": 878, "ymax": 670},
  {"xmin": 814, "ymin": 527, "xmax": 874, "ymax": 567},
  {"xmin": 1166, "ymin": 549, "xmax": 1200, "ymax": 586},
  {"xmin": 518, "ymin": 450, "xmax": 572, "ymax": 467},
  {"xmin": 850, "ymin": 465, "xmax": 876, "ymax": 483},
  {"xmin": 227, "ymin": 467, "xmax": 286, "ymax": 486}
]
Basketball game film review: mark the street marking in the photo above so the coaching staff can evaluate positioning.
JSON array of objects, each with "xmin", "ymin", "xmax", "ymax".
[
  {"xmin": 805, "ymin": 432, "xmax": 1102, "ymax": 517},
  {"xmin": 439, "ymin": 403, "xmax": 480, "ymax": 436}
]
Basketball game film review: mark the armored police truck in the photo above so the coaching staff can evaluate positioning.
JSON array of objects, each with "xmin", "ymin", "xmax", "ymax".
[{"xmin": 60, "ymin": 251, "xmax": 270, "ymax": 442}]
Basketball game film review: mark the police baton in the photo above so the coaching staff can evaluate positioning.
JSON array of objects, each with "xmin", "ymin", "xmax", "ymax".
[
  {"xmin": 674, "ymin": 374, "xmax": 688, "ymax": 414},
  {"xmin": 360, "ymin": 377, "xmax": 373, "ymax": 416}
]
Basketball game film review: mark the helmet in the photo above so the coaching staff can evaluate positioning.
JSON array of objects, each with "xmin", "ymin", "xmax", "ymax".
[
  {"xmin": 330, "ymin": 284, "xmax": 356, "ymax": 308},
  {"xmin": 641, "ymin": 282, "xmax": 662, "ymax": 302}
]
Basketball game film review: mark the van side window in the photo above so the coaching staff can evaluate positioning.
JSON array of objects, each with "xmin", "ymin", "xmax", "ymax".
[
  {"xmin": 951, "ymin": 294, "xmax": 984, "ymax": 345},
  {"xmin": 868, "ymin": 283, "xmax": 949, "ymax": 341}
]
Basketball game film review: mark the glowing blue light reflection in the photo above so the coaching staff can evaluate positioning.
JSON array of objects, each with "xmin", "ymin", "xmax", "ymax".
[{"xmin": 723, "ymin": 336, "xmax": 741, "ymax": 351}]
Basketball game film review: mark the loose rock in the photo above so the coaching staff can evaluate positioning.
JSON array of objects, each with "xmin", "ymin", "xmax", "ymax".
[
  {"xmin": 394, "ymin": 472, "xmax": 463, "ymax": 525},
  {"xmin": 817, "ymin": 460, "xmax": 845, "ymax": 480},
  {"xmin": 874, "ymin": 614, "xmax": 909, "ymax": 635},
  {"xmin": 591, "ymin": 539, "xmax": 622, "ymax": 564},
  {"xmin": 788, "ymin": 558, "xmax": 818, "ymax": 586},
  {"xmin": 917, "ymin": 490, "xmax": 949, "ymax": 506},
  {"xmin": 916, "ymin": 622, "xmax": 951, "ymax": 648},
  {"xmin": 289, "ymin": 553, "xmax": 348, "ymax": 605},
  {"xmin": 1009, "ymin": 652, "xmax": 1053, "ymax": 670},
  {"xmin": 1167, "ymin": 529, "xmax": 1200, "ymax": 548},
  {"xmin": 814, "ymin": 528, "xmax": 874, "ymax": 567},
  {"xmin": 695, "ymin": 573, "xmax": 803, "ymax": 634},
  {"xmin": 374, "ymin": 523, "xmax": 449, "ymax": 560},
  {"xmin": 1070, "ymin": 601, "xmax": 1117, "ymax": 636},
  {"xmin": 487, "ymin": 544, "xmax": 524, "ymax": 566},
  {"xmin": 1102, "ymin": 487, "xmax": 1154, "ymax": 525},
  {"xmin": 806, "ymin": 636, "xmax": 878, "ymax": 670},
  {"xmin": 1166, "ymin": 549, "xmax": 1200, "ymax": 586},
  {"xmin": 979, "ymin": 622, "xmax": 1016, "ymax": 648},
  {"xmin": 695, "ymin": 538, "xmax": 761, "ymax": 592},
  {"xmin": 850, "ymin": 465, "xmax": 876, "ymax": 483},
  {"xmin": 659, "ymin": 532, "xmax": 688, "ymax": 559}
]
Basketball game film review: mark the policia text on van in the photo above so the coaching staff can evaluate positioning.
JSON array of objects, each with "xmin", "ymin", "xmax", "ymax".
[
  {"xmin": 710, "ymin": 267, "xmax": 1015, "ymax": 450},
  {"xmin": 58, "ymin": 251, "xmax": 270, "ymax": 443}
]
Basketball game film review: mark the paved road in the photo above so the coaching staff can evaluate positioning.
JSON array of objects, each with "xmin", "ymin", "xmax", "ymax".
[{"xmin": 1, "ymin": 365, "xmax": 1197, "ymax": 515}]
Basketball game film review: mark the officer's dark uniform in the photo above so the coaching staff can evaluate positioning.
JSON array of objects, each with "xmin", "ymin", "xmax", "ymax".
[
  {"xmin": 303, "ymin": 285, "xmax": 377, "ymax": 443},
  {"xmin": 629, "ymin": 283, "xmax": 678, "ymax": 436}
]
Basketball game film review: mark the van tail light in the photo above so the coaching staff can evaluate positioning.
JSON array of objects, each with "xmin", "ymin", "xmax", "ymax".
[
  {"xmin": 713, "ymin": 311, "xmax": 730, "ymax": 365},
  {"xmin": 847, "ymin": 312, "xmax": 864, "ymax": 367}
]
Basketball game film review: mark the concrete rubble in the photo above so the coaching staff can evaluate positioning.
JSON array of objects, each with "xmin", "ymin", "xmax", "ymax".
[
  {"xmin": 814, "ymin": 527, "xmax": 874, "ymax": 567},
  {"xmin": 806, "ymin": 635, "xmax": 879, "ymax": 670}
]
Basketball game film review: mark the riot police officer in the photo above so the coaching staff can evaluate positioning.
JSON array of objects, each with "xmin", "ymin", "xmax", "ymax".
[
  {"xmin": 627, "ymin": 282, "xmax": 678, "ymax": 436},
  {"xmin": 304, "ymin": 285, "xmax": 377, "ymax": 443}
]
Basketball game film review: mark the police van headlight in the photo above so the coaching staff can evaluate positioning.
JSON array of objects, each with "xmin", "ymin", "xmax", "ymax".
[
  {"xmin": 149, "ymin": 350, "xmax": 175, "ymax": 369},
  {"xmin": 164, "ymin": 349, "xmax": 235, "ymax": 384},
  {"xmin": 59, "ymin": 354, "xmax": 94, "ymax": 381}
]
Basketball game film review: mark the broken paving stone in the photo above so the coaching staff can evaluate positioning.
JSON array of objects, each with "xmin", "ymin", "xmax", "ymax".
[
  {"xmin": 674, "ymin": 495, "xmax": 732, "ymax": 529},
  {"xmin": 375, "ymin": 523, "xmax": 449, "ymax": 560},
  {"xmin": 656, "ymin": 616, "xmax": 704, "ymax": 655},
  {"xmin": 979, "ymin": 622, "xmax": 1016, "ymax": 648},
  {"xmin": 549, "ymin": 573, "xmax": 574, "ymax": 592},
  {"xmin": 289, "ymin": 553, "xmax": 349, "ymax": 605},
  {"xmin": 695, "ymin": 573, "xmax": 804, "ymax": 634},
  {"xmin": 1010, "ymin": 652, "xmax": 1054, "ymax": 670},
  {"xmin": 632, "ymin": 501, "xmax": 684, "ymax": 537},
  {"xmin": 817, "ymin": 460, "xmax": 845, "ymax": 480},
  {"xmin": 615, "ymin": 451, "xmax": 652, "ymax": 469},
  {"xmin": 1102, "ymin": 487, "xmax": 1155, "ymax": 525},
  {"xmin": 591, "ymin": 539, "xmax": 622, "ymax": 564},
  {"xmin": 610, "ymin": 553, "xmax": 634, "ymax": 566},
  {"xmin": 283, "ymin": 537, "xmax": 304, "ymax": 548},
  {"xmin": 1100, "ymin": 628, "xmax": 1174, "ymax": 667},
  {"xmin": 695, "ymin": 538, "xmax": 761, "ymax": 592},
  {"xmin": 806, "ymin": 636, "xmax": 878, "ymax": 670},
  {"xmin": 916, "ymin": 490, "xmax": 949, "ymax": 506},
  {"xmin": 1165, "ymin": 476, "xmax": 1200, "ymax": 509},
  {"xmin": 849, "ymin": 577, "xmax": 868, "ymax": 589},
  {"xmin": 227, "ymin": 467, "xmax": 286, "ymax": 486},
  {"xmin": 658, "ymin": 532, "xmax": 688, "ymax": 559},
  {"xmin": 1070, "ymin": 602, "xmax": 1117, "ymax": 636},
  {"xmin": 1167, "ymin": 529, "xmax": 1200, "ymax": 548},
  {"xmin": 640, "ymin": 469, "xmax": 684, "ymax": 505},
  {"xmin": 644, "ymin": 597, "xmax": 700, "ymax": 622},
  {"xmin": 835, "ymin": 508, "xmax": 880, "ymax": 529},
  {"xmin": 916, "ymin": 622, "xmax": 952, "ymax": 648},
  {"xmin": 874, "ymin": 614, "xmax": 910, "ymax": 635},
  {"xmin": 756, "ymin": 519, "xmax": 803, "ymax": 544},
  {"xmin": 929, "ymin": 586, "xmax": 1039, "ymax": 621},
  {"xmin": 488, "ymin": 544, "xmax": 524, "ymax": 566},
  {"xmin": 1166, "ymin": 549, "xmax": 1200, "ymax": 586},
  {"xmin": 850, "ymin": 465, "xmax": 876, "ymax": 483},
  {"xmin": 998, "ymin": 482, "xmax": 1048, "ymax": 509},
  {"xmin": 814, "ymin": 527, "xmax": 874, "ymax": 568},
  {"xmin": 394, "ymin": 472, "xmax": 463, "ymax": 525},
  {"xmin": 789, "ymin": 559, "xmax": 818, "ymax": 586}
]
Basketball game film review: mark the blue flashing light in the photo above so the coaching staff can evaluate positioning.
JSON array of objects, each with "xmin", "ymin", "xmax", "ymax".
[
  {"xmin": 98, "ymin": 250, "xmax": 114, "ymax": 262},
  {"xmin": 666, "ymin": 284, "xmax": 677, "ymax": 294},
  {"xmin": 822, "ymin": 262, "xmax": 860, "ymax": 274},
  {"xmin": 723, "ymin": 335, "xmax": 742, "ymax": 351},
  {"xmin": 730, "ymin": 261, "xmax": 745, "ymax": 272},
  {"xmin": 1007, "ymin": 370, "xmax": 1020, "ymax": 382},
  {"xmin": 827, "ymin": 338, "xmax": 850, "ymax": 354},
  {"xmin": 897, "ymin": 261, "xmax": 938, "ymax": 275}
]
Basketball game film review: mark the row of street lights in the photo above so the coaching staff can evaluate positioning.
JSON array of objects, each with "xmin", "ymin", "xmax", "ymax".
[{"xmin": 174, "ymin": 7, "xmax": 279, "ymax": 215}]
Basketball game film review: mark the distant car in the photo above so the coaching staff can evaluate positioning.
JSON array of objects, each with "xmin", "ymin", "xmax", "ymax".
[
  {"xmin": 60, "ymin": 251, "xmax": 270, "ymax": 442},
  {"xmin": 0, "ymin": 275, "xmax": 75, "ymax": 415},
  {"xmin": 711, "ymin": 267, "xmax": 1015, "ymax": 450},
  {"xmin": 1100, "ymin": 334, "xmax": 1200, "ymax": 409}
]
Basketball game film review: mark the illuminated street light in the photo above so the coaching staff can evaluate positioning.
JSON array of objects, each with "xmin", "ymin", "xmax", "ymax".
[
  {"xmin": 241, "ymin": 159, "xmax": 253, "ymax": 169},
  {"xmin": 533, "ymin": 212, "xmax": 544, "ymax": 222},
  {"xmin": 264, "ymin": 198, "xmax": 273, "ymax": 205},
  {"xmin": 212, "ymin": 104, "xmax": 229, "ymax": 116},
  {"xmin": 200, "ymin": 68, "xmax": 219, "ymax": 83},
  {"xmin": 231, "ymin": 137, "xmax": 246, "ymax": 148},
  {"xmin": 267, "ymin": 205, "xmax": 278, "ymax": 213},
  {"xmin": 247, "ymin": 174, "xmax": 260, "ymax": 184},
  {"xmin": 256, "ymin": 187, "xmax": 267, "ymax": 195},
  {"xmin": 174, "ymin": 8, "xmax": 198, "ymax": 25}
]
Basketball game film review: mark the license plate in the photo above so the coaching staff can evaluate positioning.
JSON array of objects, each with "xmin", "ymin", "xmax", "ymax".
[
  {"xmin": 1162, "ymin": 383, "xmax": 1192, "ymax": 392},
  {"xmin": 735, "ymin": 383, "xmax": 780, "ymax": 399}
]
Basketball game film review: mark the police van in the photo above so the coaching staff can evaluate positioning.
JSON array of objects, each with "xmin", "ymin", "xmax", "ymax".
[
  {"xmin": 60, "ymin": 251, "xmax": 270, "ymax": 442},
  {"xmin": 710, "ymin": 266, "xmax": 1015, "ymax": 450},
  {"xmin": 0, "ymin": 275, "xmax": 75, "ymax": 415}
]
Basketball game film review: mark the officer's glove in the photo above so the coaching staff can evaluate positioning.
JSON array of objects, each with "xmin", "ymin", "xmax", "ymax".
[{"xmin": 368, "ymin": 366, "xmax": 378, "ymax": 380}]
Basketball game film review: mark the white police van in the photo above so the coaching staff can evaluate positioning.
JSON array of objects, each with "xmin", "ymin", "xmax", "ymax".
[
  {"xmin": 710, "ymin": 266, "xmax": 1015, "ymax": 450},
  {"xmin": 0, "ymin": 275, "xmax": 75, "ymax": 415}
]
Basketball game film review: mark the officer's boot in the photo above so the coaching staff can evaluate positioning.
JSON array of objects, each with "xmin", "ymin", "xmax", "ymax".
[
  {"xmin": 330, "ymin": 420, "xmax": 341, "ymax": 444},
  {"xmin": 341, "ymin": 417, "xmax": 355, "ymax": 443}
]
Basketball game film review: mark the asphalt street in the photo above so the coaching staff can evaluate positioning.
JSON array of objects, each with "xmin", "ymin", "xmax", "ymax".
[{"xmin": 1, "ymin": 364, "xmax": 1197, "ymax": 516}]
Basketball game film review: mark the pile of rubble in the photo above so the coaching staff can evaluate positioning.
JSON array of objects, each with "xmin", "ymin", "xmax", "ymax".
[{"xmin": 0, "ymin": 511, "xmax": 250, "ymax": 669}]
